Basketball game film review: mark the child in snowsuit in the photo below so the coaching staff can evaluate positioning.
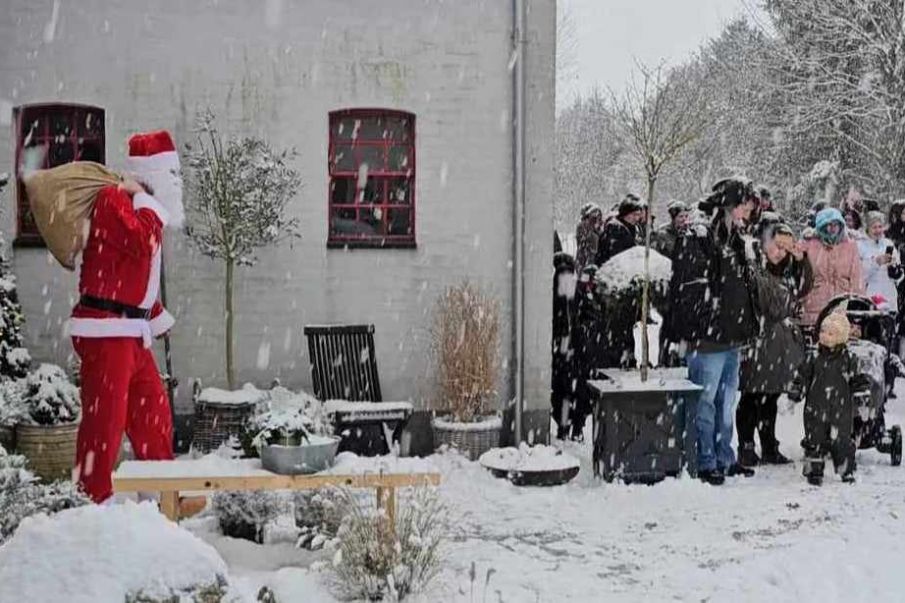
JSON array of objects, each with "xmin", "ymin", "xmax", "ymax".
[{"xmin": 790, "ymin": 312, "xmax": 870, "ymax": 485}]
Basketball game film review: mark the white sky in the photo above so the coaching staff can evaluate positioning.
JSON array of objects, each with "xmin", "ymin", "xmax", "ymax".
[{"xmin": 560, "ymin": 0, "xmax": 762, "ymax": 106}]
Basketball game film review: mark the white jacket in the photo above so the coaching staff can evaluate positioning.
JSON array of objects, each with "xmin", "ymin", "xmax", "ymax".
[{"xmin": 858, "ymin": 236, "xmax": 901, "ymax": 310}]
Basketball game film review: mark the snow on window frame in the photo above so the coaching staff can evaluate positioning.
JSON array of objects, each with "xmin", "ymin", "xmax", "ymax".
[
  {"xmin": 327, "ymin": 108, "xmax": 416, "ymax": 249},
  {"xmin": 12, "ymin": 102, "xmax": 106, "ymax": 247}
]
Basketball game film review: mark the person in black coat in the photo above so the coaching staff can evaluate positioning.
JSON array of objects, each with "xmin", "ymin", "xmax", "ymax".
[
  {"xmin": 551, "ymin": 252, "xmax": 578, "ymax": 440},
  {"xmin": 595, "ymin": 194, "xmax": 644, "ymax": 266},
  {"xmin": 888, "ymin": 199, "xmax": 905, "ymax": 361},
  {"xmin": 670, "ymin": 177, "xmax": 760, "ymax": 484},
  {"xmin": 789, "ymin": 312, "xmax": 870, "ymax": 485},
  {"xmin": 738, "ymin": 220, "xmax": 813, "ymax": 466},
  {"xmin": 572, "ymin": 265, "xmax": 605, "ymax": 441}
]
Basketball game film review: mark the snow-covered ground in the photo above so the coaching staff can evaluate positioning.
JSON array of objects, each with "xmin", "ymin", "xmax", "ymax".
[{"xmin": 183, "ymin": 383, "xmax": 905, "ymax": 603}]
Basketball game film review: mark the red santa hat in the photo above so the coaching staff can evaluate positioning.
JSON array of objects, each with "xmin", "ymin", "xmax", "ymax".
[{"xmin": 125, "ymin": 130, "xmax": 184, "ymax": 228}]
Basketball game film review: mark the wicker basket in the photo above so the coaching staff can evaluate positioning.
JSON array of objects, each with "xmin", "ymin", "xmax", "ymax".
[
  {"xmin": 432, "ymin": 416, "xmax": 501, "ymax": 461},
  {"xmin": 192, "ymin": 399, "xmax": 256, "ymax": 454},
  {"xmin": 16, "ymin": 422, "xmax": 79, "ymax": 482},
  {"xmin": 0, "ymin": 424, "xmax": 15, "ymax": 453}
]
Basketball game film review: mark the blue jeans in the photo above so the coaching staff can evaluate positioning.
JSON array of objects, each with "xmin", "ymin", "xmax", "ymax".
[{"xmin": 687, "ymin": 348, "xmax": 740, "ymax": 472}]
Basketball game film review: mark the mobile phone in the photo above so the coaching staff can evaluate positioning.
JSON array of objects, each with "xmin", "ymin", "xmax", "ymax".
[{"xmin": 887, "ymin": 245, "xmax": 894, "ymax": 255}]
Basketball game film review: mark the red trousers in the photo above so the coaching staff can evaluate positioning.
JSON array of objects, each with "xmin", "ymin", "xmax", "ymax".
[{"xmin": 73, "ymin": 337, "xmax": 173, "ymax": 503}]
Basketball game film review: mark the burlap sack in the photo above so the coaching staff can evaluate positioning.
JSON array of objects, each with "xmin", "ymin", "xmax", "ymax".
[{"xmin": 23, "ymin": 162, "xmax": 121, "ymax": 271}]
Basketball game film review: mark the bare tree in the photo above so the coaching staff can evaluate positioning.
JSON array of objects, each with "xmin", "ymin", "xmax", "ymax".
[
  {"xmin": 611, "ymin": 64, "xmax": 709, "ymax": 380},
  {"xmin": 184, "ymin": 110, "xmax": 302, "ymax": 389}
]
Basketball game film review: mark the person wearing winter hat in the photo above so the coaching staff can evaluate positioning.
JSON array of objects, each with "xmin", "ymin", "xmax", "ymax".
[
  {"xmin": 800, "ymin": 207, "xmax": 864, "ymax": 326},
  {"xmin": 594, "ymin": 194, "xmax": 643, "ymax": 265},
  {"xmin": 738, "ymin": 220, "xmax": 812, "ymax": 466},
  {"xmin": 653, "ymin": 200, "xmax": 689, "ymax": 260},
  {"xmin": 790, "ymin": 311, "xmax": 869, "ymax": 485},
  {"xmin": 69, "ymin": 130, "xmax": 183, "ymax": 503},
  {"xmin": 670, "ymin": 177, "xmax": 759, "ymax": 484},
  {"xmin": 575, "ymin": 203, "xmax": 603, "ymax": 272},
  {"xmin": 858, "ymin": 211, "xmax": 902, "ymax": 311}
]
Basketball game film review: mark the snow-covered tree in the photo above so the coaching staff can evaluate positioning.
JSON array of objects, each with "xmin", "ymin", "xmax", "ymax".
[
  {"xmin": 764, "ymin": 0, "xmax": 905, "ymax": 199},
  {"xmin": 611, "ymin": 63, "xmax": 708, "ymax": 379},
  {"xmin": 184, "ymin": 111, "xmax": 302, "ymax": 389},
  {"xmin": 0, "ymin": 175, "xmax": 30, "ymax": 380}
]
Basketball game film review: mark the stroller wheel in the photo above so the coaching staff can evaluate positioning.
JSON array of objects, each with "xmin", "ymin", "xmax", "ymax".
[{"xmin": 891, "ymin": 425, "xmax": 903, "ymax": 467}]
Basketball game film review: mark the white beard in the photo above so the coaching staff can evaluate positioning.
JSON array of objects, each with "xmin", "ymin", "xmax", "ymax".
[{"xmin": 140, "ymin": 169, "xmax": 185, "ymax": 229}]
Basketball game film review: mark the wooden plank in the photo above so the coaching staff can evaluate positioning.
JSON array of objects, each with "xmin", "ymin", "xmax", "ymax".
[
  {"xmin": 160, "ymin": 491, "xmax": 179, "ymax": 521},
  {"xmin": 385, "ymin": 486, "xmax": 396, "ymax": 526},
  {"xmin": 113, "ymin": 472, "xmax": 441, "ymax": 493}
]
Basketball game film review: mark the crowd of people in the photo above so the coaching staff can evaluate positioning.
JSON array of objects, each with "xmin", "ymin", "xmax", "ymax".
[{"xmin": 552, "ymin": 177, "xmax": 905, "ymax": 486}]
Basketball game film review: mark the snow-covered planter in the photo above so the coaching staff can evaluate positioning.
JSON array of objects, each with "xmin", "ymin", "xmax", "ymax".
[
  {"xmin": 590, "ymin": 369, "xmax": 702, "ymax": 483},
  {"xmin": 329, "ymin": 487, "xmax": 446, "ymax": 601},
  {"xmin": 429, "ymin": 283, "xmax": 502, "ymax": 460},
  {"xmin": 479, "ymin": 443, "xmax": 580, "ymax": 486},
  {"xmin": 15, "ymin": 364, "xmax": 81, "ymax": 482},
  {"xmin": 211, "ymin": 489, "xmax": 290, "ymax": 544},
  {"xmin": 0, "ymin": 378, "xmax": 27, "ymax": 451},
  {"xmin": 193, "ymin": 382, "xmax": 267, "ymax": 454},
  {"xmin": 0, "ymin": 502, "xmax": 238, "ymax": 602}
]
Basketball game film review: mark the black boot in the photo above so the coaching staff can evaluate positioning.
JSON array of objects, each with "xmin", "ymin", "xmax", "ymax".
[
  {"xmin": 760, "ymin": 446, "xmax": 792, "ymax": 465},
  {"xmin": 738, "ymin": 443, "xmax": 760, "ymax": 467},
  {"xmin": 698, "ymin": 468, "xmax": 725, "ymax": 485},
  {"xmin": 726, "ymin": 463, "xmax": 755, "ymax": 477},
  {"xmin": 841, "ymin": 471, "xmax": 856, "ymax": 484},
  {"xmin": 803, "ymin": 457, "xmax": 825, "ymax": 486}
]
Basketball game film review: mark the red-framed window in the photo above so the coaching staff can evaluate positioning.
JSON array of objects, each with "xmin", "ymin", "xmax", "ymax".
[
  {"xmin": 327, "ymin": 109, "xmax": 416, "ymax": 248},
  {"xmin": 12, "ymin": 103, "xmax": 106, "ymax": 247}
]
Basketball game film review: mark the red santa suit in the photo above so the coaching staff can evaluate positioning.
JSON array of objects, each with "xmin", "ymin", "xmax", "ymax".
[{"xmin": 70, "ymin": 130, "xmax": 183, "ymax": 503}]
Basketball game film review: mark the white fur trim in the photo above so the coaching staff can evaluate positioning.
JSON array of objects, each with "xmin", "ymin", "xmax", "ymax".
[
  {"xmin": 140, "ymin": 247, "xmax": 162, "ymax": 309},
  {"xmin": 125, "ymin": 150, "xmax": 180, "ymax": 175},
  {"xmin": 149, "ymin": 309, "xmax": 176, "ymax": 337},
  {"xmin": 68, "ymin": 318, "xmax": 152, "ymax": 348},
  {"xmin": 132, "ymin": 192, "xmax": 171, "ymax": 228}
]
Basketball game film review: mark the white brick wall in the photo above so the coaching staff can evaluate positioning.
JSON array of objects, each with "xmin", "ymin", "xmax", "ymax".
[{"xmin": 0, "ymin": 0, "xmax": 554, "ymax": 418}]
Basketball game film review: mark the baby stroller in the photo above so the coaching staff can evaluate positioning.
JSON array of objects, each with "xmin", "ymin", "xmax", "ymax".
[{"xmin": 814, "ymin": 294, "xmax": 903, "ymax": 465}]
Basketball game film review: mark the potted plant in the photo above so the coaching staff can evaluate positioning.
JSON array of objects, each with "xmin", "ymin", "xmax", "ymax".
[
  {"xmin": 430, "ymin": 282, "xmax": 502, "ymax": 461},
  {"xmin": 15, "ymin": 364, "xmax": 81, "ymax": 482},
  {"xmin": 252, "ymin": 407, "xmax": 340, "ymax": 475},
  {"xmin": 0, "ymin": 379, "xmax": 27, "ymax": 452}
]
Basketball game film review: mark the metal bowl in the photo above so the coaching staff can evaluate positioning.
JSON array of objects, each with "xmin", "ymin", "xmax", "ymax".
[{"xmin": 261, "ymin": 436, "xmax": 341, "ymax": 475}]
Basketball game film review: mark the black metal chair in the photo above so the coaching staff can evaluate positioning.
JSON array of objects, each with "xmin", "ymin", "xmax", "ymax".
[{"xmin": 304, "ymin": 325, "xmax": 411, "ymax": 456}]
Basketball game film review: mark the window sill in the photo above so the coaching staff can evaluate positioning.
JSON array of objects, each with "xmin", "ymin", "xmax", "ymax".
[
  {"xmin": 13, "ymin": 235, "xmax": 46, "ymax": 249},
  {"xmin": 327, "ymin": 239, "xmax": 417, "ymax": 250}
]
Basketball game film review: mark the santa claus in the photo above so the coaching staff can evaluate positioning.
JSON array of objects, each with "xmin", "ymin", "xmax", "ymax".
[{"xmin": 69, "ymin": 130, "xmax": 184, "ymax": 503}]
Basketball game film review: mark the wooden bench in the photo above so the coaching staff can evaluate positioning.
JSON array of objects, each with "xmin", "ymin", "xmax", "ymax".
[{"xmin": 113, "ymin": 459, "xmax": 441, "ymax": 525}]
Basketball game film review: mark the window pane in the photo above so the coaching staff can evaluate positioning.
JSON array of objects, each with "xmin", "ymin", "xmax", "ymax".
[
  {"xmin": 83, "ymin": 110, "xmax": 103, "ymax": 136},
  {"xmin": 387, "ymin": 177, "xmax": 411, "ymax": 204},
  {"xmin": 388, "ymin": 145, "xmax": 410, "ymax": 171},
  {"xmin": 357, "ymin": 177, "xmax": 383, "ymax": 204},
  {"xmin": 384, "ymin": 117, "xmax": 411, "ymax": 142},
  {"xmin": 356, "ymin": 117, "xmax": 385, "ymax": 141},
  {"xmin": 20, "ymin": 117, "xmax": 43, "ymax": 146},
  {"xmin": 330, "ymin": 208, "xmax": 381, "ymax": 236},
  {"xmin": 387, "ymin": 208, "xmax": 412, "ymax": 236},
  {"xmin": 51, "ymin": 112, "xmax": 72, "ymax": 137},
  {"xmin": 333, "ymin": 144, "xmax": 355, "ymax": 171},
  {"xmin": 78, "ymin": 139, "xmax": 103, "ymax": 163},
  {"xmin": 49, "ymin": 141, "xmax": 74, "ymax": 166},
  {"xmin": 357, "ymin": 145, "xmax": 385, "ymax": 171},
  {"xmin": 331, "ymin": 177, "xmax": 356, "ymax": 204}
]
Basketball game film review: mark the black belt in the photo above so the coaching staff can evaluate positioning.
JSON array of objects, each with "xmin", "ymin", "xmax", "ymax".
[{"xmin": 79, "ymin": 295, "xmax": 152, "ymax": 320}]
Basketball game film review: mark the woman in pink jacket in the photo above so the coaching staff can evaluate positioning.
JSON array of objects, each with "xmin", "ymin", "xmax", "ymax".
[{"xmin": 800, "ymin": 207, "xmax": 864, "ymax": 326}]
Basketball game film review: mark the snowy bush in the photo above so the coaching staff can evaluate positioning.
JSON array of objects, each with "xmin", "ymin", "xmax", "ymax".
[
  {"xmin": 430, "ymin": 282, "xmax": 501, "ymax": 422},
  {"xmin": 211, "ymin": 490, "xmax": 290, "ymax": 544},
  {"xmin": 241, "ymin": 387, "xmax": 331, "ymax": 456},
  {"xmin": 329, "ymin": 487, "xmax": 447, "ymax": 601},
  {"xmin": 0, "ymin": 377, "xmax": 28, "ymax": 427},
  {"xmin": 293, "ymin": 487, "xmax": 346, "ymax": 550},
  {"xmin": 0, "ymin": 444, "xmax": 89, "ymax": 544},
  {"xmin": 184, "ymin": 110, "xmax": 302, "ymax": 390},
  {"xmin": 22, "ymin": 363, "xmax": 80, "ymax": 425},
  {"xmin": 125, "ymin": 575, "xmax": 232, "ymax": 603}
]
